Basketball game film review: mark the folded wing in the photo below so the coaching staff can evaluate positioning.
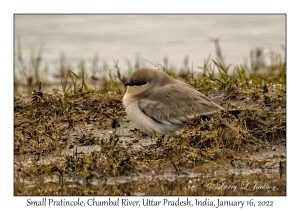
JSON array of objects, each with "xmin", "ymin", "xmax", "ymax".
[{"xmin": 138, "ymin": 82, "xmax": 222, "ymax": 126}]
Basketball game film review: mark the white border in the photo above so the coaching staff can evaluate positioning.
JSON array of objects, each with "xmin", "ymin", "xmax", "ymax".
[{"xmin": 3, "ymin": 0, "xmax": 298, "ymax": 209}]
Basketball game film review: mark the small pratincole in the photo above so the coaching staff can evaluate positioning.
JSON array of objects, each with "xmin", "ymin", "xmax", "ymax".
[{"xmin": 123, "ymin": 68, "xmax": 223, "ymax": 135}]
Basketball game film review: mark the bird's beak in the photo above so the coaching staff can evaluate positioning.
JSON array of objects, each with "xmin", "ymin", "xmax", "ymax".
[{"xmin": 125, "ymin": 82, "xmax": 133, "ymax": 86}]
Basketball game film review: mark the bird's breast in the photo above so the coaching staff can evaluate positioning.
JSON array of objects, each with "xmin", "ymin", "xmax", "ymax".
[{"xmin": 124, "ymin": 100, "xmax": 156, "ymax": 135}]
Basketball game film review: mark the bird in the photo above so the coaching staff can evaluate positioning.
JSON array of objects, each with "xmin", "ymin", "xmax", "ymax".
[{"xmin": 123, "ymin": 68, "xmax": 223, "ymax": 135}]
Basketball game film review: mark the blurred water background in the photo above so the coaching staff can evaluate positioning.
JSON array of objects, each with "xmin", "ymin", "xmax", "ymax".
[
  {"xmin": 14, "ymin": 14, "xmax": 285, "ymax": 94},
  {"xmin": 15, "ymin": 14, "xmax": 285, "ymax": 70}
]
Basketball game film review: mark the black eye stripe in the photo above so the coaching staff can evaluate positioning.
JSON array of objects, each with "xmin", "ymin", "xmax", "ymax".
[
  {"xmin": 133, "ymin": 82, "xmax": 148, "ymax": 86},
  {"xmin": 125, "ymin": 82, "xmax": 148, "ymax": 86}
]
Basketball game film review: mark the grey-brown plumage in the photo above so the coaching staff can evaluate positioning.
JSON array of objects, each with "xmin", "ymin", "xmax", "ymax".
[{"xmin": 123, "ymin": 68, "xmax": 223, "ymax": 135}]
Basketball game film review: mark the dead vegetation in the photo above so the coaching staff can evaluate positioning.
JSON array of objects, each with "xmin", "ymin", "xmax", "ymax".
[{"xmin": 14, "ymin": 77, "xmax": 285, "ymax": 195}]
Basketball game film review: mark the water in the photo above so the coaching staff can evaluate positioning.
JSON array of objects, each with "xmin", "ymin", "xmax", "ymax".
[{"xmin": 14, "ymin": 14, "xmax": 285, "ymax": 73}]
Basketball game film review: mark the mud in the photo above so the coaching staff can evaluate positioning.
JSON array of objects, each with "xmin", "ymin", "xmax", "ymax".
[{"xmin": 14, "ymin": 83, "xmax": 286, "ymax": 195}]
